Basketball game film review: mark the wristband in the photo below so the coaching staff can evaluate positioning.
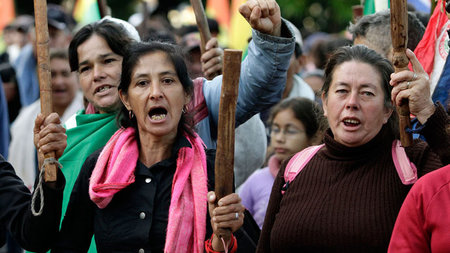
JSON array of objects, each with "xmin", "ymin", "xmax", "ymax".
[{"xmin": 204, "ymin": 233, "xmax": 237, "ymax": 253}]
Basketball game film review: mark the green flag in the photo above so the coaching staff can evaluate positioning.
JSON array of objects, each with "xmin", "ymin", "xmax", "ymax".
[{"xmin": 364, "ymin": 0, "xmax": 391, "ymax": 15}]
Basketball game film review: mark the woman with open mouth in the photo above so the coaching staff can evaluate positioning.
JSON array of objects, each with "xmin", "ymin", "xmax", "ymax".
[
  {"xmin": 257, "ymin": 45, "xmax": 449, "ymax": 252},
  {"xmin": 49, "ymin": 41, "xmax": 249, "ymax": 253}
]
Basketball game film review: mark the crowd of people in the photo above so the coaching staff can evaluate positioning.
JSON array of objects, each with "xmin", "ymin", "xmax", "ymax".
[{"xmin": 0, "ymin": 0, "xmax": 449, "ymax": 252}]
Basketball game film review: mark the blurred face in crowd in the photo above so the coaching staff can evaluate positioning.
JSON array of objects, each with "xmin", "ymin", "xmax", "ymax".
[
  {"xmin": 51, "ymin": 56, "xmax": 79, "ymax": 114},
  {"xmin": 270, "ymin": 108, "xmax": 311, "ymax": 162},
  {"xmin": 77, "ymin": 34, "xmax": 123, "ymax": 113},
  {"xmin": 48, "ymin": 26, "xmax": 72, "ymax": 49},
  {"xmin": 182, "ymin": 32, "xmax": 202, "ymax": 79},
  {"xmin": 322, "ymin": 60, "xmax": 392, "ymax": 147}
]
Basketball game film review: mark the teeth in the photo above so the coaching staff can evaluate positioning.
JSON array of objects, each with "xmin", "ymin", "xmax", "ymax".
[
  {"xmin": 344, "ymin": 119, "xmax": 359, "ymax": 124},
  {"xmin": 151, "ymin": 114, "xmax": 166, "ymax": 120},
  {"xmin": 97, "ymin": 86, "xmax": 110, "ymax": 93}
]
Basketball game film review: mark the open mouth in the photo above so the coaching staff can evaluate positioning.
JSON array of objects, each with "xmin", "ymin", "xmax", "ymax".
[
  {"xmin": 343, "ymin": 118, "xmax": 360, "ymax": 127},
  {"xmin": 95, "ymin": 85, "xmax": 112, "ymax": 94},
  {"xmin": 148, "ymin": 107, "xmax": 167, "ymax": 121},
  {"xmin": 52, "ymin": 89, "xmax": 66, "ymax": 94}
]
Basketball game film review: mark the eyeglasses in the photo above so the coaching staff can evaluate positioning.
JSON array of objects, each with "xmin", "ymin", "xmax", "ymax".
[{"xmin": 269, "ymin": 126, "xmax": 304, "ymax": 136}]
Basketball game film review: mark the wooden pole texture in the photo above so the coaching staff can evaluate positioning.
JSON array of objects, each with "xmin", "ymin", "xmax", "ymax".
[
  {"xmin": 34, "ymin": 0, "xmax": 57, "ymax": 182},
  {"xmin": 189, "ymin": 0, "xmax": 212, "ymax": 54},
  {"xmin": 214, "ymin": 49, "xmax": 242, "ymax": 201},
  {"xmin": 390, "ymin": 0, "xmax": 413, "ymax": 147},
  {"xmin": 98, "ymin": 0, "xmax": 108, "ymax": 18},
  {"xmin": 138, "ymin": 1, "xmax": 150, "ymax": 39}
]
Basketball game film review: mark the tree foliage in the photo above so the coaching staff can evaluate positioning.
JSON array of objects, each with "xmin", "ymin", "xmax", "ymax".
[
  {"xmin": 278, "ymin": 0, "xmax": 361, "ymax": 36},
  {"xmin": 17, "ymin": 0, "xmax": 361, "ymax": 36}
]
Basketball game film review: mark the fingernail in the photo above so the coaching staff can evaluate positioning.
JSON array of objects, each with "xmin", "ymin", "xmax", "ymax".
[{"xmin": 209, "ymin": 194, "xmax": 214, "ymax": 201}]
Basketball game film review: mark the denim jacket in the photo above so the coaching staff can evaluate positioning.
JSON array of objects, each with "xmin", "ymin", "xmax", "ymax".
[{"xmin": 197, "ymin": 22, "xmax": 295, "ymax": 148}]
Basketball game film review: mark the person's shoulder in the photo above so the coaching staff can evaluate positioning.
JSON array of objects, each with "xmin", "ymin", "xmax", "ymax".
[
  {"xmin": 415, "ymin": 164, "xmax": 450, "ymax": 188},
  {"xmin": 239, "ymin": 167, "xmax": 269, "ymax": 192},
  {"xmin": 290, "ymin": 75, "xmax": 315, "ymax": 101},
  {"xmin": 10, "ymin": 100, "xmax": 41, "ymax": 129},
  {"xmin": 410, "ymin": 165, "xmax": 450, "ymax": 202},
  {"xmin": 246, "ymin": 167, "xmax": 272, "ymax": 183}
]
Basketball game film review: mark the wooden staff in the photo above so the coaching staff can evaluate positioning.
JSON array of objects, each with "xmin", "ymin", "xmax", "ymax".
[
  {"xmin": 390, "ymin": 0, "xmax": 413, "ymax": 147},
  {"xmin": 189, "ymin": 0, "xmax": 212, "ymax": 54},
  {"xmin": 98, "ymin": 0, "xmax": 108, "ymax": 18},
  {"xmin": 214, "ymin": 49, "xmax": 242, "ymax": 201},
  {"xmin": 34, "ymin": 0, "xmax": 57, "ymax": 182},
  {"xmin": 139, "ymin": 0, "xmax": 150, "ymax": 40}
]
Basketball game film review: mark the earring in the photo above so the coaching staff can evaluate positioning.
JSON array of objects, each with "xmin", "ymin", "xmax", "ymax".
[
  {"xmin": 128, "ymin": 110, "xmax": 134, "ymax": 119},
  {"xmin": 182, "ymin": 105, "xmax": 187, "ymax": 114}
]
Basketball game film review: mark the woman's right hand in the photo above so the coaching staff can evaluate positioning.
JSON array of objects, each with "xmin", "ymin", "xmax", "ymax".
[
  {"xmin": 34, "ymin": 113, "xmax": 67, "ymax": 162},
  {"xmin": 207, "ymin": 191, "xmax": 245, "ymax": 251}
]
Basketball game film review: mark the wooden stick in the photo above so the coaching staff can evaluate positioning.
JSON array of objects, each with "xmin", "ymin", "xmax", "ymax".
[
  {"xmin": 98, "ymin": 0, "xmax": 108, "ymax": 18},
  {"xmin": 189, "ymin": 0, "xmax": 212, "ymax": 54},
  {"xmin": 138, "ymin": 0, "xmax": 150, "ymax": 39},
  {"xmin": 390, "ymin": 0, "xmax": 413, "ymax": 147},
  {"xmin": 214, "ymin": 50, "xmax": 242, "ymax": 201},
  {"xmin": 34, "ymin": 0, "xmax": 57, "ymax": 182}
]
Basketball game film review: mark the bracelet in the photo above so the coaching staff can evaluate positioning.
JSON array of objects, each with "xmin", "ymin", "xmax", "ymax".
[{"xmin": 204, "ymin": 233, "xmax": 237, "ymax": 253}]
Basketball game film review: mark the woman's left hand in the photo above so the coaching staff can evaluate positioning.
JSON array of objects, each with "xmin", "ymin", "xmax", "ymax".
[
  {"xmin": 207, "ymin": 191, "xmax": 245, "ymax": 250},
  {"xmin": 390, "ymin": 49, "xmax": 435, "ymax": 124}
]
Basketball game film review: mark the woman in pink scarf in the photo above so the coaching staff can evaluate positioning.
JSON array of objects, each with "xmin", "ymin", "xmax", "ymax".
[{"xmin": 50, "ymin": 41, "xmax": 246, "ymax": 253}]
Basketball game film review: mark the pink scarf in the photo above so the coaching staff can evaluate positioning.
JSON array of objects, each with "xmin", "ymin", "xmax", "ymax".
[
  {"xmin": 89, "ymin": 127, "xmax": 208, "ymax": 253},
  {"xmin": 268, "ymin": 155, "xmax": 281, "ymax": 178},
  {"xmin": 89, "ymin": 127, "xmax": 138, "ymax": 208}
]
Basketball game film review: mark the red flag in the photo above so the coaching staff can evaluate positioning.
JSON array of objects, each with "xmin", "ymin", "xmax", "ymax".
[
  {"xmin": 206, "ymin": 0, "xmax": 230, "ymax": 30},
  {"xmin": 413, "ymin": 0, "xmax": 449, "ymax": 76},
  {"xmin": 0, "ymin": 0, "xmax": 15, "ymax": 31}
]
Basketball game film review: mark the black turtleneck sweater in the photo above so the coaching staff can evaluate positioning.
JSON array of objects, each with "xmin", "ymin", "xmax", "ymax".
[{"xmin": 257, "ymin": 105, "xmax": 449, "ymax": 253}]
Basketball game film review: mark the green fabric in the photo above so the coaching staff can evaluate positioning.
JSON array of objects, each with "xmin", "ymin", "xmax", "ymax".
[
  {"xmin": 28, "ymin": 111, "xmax": 118, "ymax": 253},
  {"xmin": 363, "ymin": 0, "xmax": 390, "ymax": 15},
  {"xmin": 363, "ymin": 0, "xmax": 376, "ymax": 15},
  {"xmin": 60, "ymin": 111, "xmax": 118, "ymax": 252},
  {"xmin": 59, "ymin": 111, "xmax": 118, "ymax": 219}
]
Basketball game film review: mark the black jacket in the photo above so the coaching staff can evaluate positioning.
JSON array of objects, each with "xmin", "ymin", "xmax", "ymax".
[
  {"xmin": 0, "ymin": 154, "xmax": 64, "ymax": 252},
  {"xmin": 53, "ymin": 135, "xmax": 259, "ymax": 253}
]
